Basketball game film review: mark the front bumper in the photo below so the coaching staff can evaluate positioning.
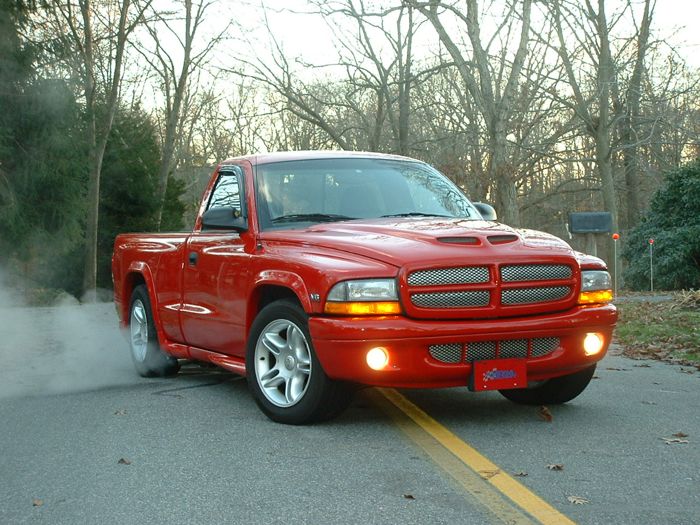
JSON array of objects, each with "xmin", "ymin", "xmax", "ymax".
[{"xmin": 308, "ymin": 304, "xmax": 617, "ymax": 388}]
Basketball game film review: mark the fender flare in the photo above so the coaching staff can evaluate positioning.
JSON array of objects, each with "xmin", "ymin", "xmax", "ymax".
[{"xmin": 252, "ymin": 270, "xmax": 313, "ymax": 312}]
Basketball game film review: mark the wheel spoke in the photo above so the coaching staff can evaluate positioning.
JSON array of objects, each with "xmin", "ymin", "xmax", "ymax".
[
  {"xmin": 288, "ymin": 326, "xmax": 305, "ymax": 353},
  {"xmin": 262, "ymin": 333, "xmax": 284, "ymax": 356},
  {"xmin": 262, "ymin": 375, "xmax": 285, "ymax": 390},
  {"xmin": 133, "ymin": 304, "xmax": 146, "ymax": 325},
  {"xmin": 286, "ymin": 374, "xmax": 305, "ymax": 404}
]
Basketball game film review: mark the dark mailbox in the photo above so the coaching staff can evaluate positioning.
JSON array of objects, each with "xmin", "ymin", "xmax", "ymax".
[{"xmin": 568, "ymin": 212, "xmax": 612, "ymax": 234}]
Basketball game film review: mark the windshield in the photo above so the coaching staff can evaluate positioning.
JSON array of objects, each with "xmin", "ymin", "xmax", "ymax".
[{"xmin": 256, "ymin": 157, "xmax": 478, "ymax": 230}]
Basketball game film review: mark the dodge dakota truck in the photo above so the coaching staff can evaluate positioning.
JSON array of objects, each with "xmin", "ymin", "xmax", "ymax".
[{"xmin": 112, "ymin": 151, "xmax": 617, "ymax": 424}]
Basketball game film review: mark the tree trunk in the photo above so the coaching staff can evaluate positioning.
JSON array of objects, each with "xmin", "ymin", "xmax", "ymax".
[
  {"xmin": 490, "ymin": 130, "xmax": 519, "ymax": 225},
  {"xmin": 80, "ymin": 0, "xmax": 132, "ymax": 295},
  {"xmin": 154, "ymin": 0, "xmax": 193, "ymax": 231},
  {"xmin": 622, "ymin": 0, "xmax": 652, "ymax": 229}
]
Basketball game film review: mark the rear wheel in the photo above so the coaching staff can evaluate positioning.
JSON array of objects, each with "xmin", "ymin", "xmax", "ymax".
[
  {"xmin": 246, "ymin": 299, "xmax": 353, "ymax": 424},
  {"xmin": 499, "ymin": 365, "xmax": 596, "ymax": 405},
  {"xmin": 128, "ymin": 285, "xmax": 180, "ymax": 377}
]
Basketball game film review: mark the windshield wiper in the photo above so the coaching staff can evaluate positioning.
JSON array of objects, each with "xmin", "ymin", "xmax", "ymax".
[
  {"xmin": 271, "ymin": 213, "xmax": 356, "ymax": 224},
  {"xmin": 381, "ymin": 212, "xmax": 453, "ymax": 218}
]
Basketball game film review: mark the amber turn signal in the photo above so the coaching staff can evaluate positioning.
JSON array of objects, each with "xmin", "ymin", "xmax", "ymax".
[
  {"xmin": 324, "ymin": 301, "xmax": 402, "ymax": 315},
  {"xmin": 578, "ymin": 290, "xmax": 614, "ymax": 305}
]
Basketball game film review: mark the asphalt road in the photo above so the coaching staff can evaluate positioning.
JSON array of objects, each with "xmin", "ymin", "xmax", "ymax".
[{"xmin": 1, "ymin": 302, "xmax": 698, "ymax": 524}]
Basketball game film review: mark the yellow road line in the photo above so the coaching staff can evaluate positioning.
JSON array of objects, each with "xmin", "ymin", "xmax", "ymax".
[{"xmin": 374, "ymin": 388, "xmax": 576, "ymax": 525}]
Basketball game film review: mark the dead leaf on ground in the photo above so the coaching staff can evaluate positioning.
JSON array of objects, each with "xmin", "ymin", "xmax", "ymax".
[
  {"xmin": 567, "ymin": 495, "xmax": 589, "ymax": 505},
  {"xmin": 402, "ymin": 494, "xmax": 415, "ymax": 500},
  {"xmin": 114, "ymin": 409, "xmax": 127, "ymax": 416},
  {"xmin": 546, "ymin": 464, "xmax": 564, "ymax": 471},
  {"xmin": 539, "ymin": 406, "xmax": 553, "ymax": 422},
  {"xmin": 661, "ymin": 437, "xmax": 689, "ymax": 445},
  {"xmin": 673, "ymin": 432, "xmax": 689, "ymax": 438},
  {"xmin": 513, "ymin": 471, "xmax": 528, "ymax": 477},
  {"xmin": 479, "ymin": 469, "xmax": 500, "ymax": 480},
  {"xmin": 117, "ymin": 457, "xmax": 132, "ymax": 465},
  {"xmin": 32, "ymin": 499, "xmax": 43, "ymax": 507}
]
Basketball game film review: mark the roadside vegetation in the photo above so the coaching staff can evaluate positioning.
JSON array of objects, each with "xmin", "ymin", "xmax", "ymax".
[{"xmin": 615, "ymin": 291, "xmax": 700, "ymax": 367}]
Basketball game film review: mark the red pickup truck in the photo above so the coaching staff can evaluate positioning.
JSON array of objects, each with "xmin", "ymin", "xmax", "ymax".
[{"xmin": 112, "ymin": 151, "xmax": 617, "ymax": 424}]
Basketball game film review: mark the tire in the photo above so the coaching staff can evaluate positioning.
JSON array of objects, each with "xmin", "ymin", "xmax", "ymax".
[
  {"xmin": 246, "ymin": 299, "xmax": 353, "ymax": 424},
  {"xmin": 128, "ymin": 285, "xmax": 180, "ymax": 377},
  {"xmin": 499, "ymin": 364, "xmax": 596, "ymax": 405}
]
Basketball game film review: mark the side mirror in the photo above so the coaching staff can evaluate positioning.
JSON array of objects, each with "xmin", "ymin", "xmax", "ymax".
[
  {"xmin": 473, "ymin": 202, "xmax": 498, "ymax": 221},
  {"xmin": 201, "ymin": 206, "xmax": 248, "ymax": 231}
]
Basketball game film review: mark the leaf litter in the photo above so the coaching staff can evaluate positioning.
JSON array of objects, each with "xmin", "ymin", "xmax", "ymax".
[
  {"xmin": 539, "ymin": 405, "xmax": 553, "ymax": 422},
  {"xmin": 615, "ymin": 296, "xmax": 700, "ymax": 368}
]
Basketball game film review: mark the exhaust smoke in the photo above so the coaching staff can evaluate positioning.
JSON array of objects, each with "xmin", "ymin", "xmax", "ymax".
[{"xmin": 0, "ymin": 269, "xmax": 135, "ymax": 399}]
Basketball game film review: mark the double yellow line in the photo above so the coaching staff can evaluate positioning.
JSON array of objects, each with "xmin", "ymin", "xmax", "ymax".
[{"xmin": 369, "ymin": 388, "xmax": 576, "ymax": 525}]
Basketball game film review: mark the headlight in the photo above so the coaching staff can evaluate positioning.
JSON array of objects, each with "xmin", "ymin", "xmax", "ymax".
[
  {"xmin": 325, "ymin": 279, "xmax": 401, "ymax": 315},
  {"xmin": 578, "ymin": 270, "xmax": 613, "ymax": 304}
]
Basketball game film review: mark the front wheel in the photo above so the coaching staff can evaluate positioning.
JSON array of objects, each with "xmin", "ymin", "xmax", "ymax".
[
  {"xmin": 246, "ymin": 300, "xmax": 353, "ymax": 424},
  {"xmin": 499, "ymin": 365, "xmax": 596, "ymax": 405}
]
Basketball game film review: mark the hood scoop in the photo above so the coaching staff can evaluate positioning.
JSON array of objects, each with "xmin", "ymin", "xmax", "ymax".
[
  {"xmin": 487, "ymin": 234, "xmax": 518, "ymax": 245},
  {"xmin": 437, "ymin": 236, "xmax": 480, "ymax": 245}
]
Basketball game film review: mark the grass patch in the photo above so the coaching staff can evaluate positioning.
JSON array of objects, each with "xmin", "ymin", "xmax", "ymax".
[{"xmin": 615, "ymin": 295, "xmax": 700, "ymax": 366}]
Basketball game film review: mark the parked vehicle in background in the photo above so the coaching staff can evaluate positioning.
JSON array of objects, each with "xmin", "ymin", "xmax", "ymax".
[{"xmin": 112, "ymin": 151, "xmax": 617, "ymax": 424}]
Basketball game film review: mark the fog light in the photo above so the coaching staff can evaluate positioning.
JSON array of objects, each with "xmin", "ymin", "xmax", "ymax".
[
  {"xmin": 583, "ymin": 333, "xmax": 604, "ymax": 356},
  {"xmin": 366, "ymin": 347, "xmax": 389, "ymax": 370}
]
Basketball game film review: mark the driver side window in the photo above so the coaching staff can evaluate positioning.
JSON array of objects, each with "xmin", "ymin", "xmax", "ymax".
[{"xmin": 207, "ymin": 169, "xmax": 242, "ymax": 211}]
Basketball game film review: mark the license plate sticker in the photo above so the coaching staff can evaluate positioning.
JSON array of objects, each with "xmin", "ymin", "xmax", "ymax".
[{"xmin": 471, "ymin": 359, "xmax": 527, "ymax": 391}]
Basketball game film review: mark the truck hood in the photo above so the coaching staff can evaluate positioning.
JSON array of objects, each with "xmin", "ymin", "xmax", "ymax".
[{"xmin": 262, "ymin": 218, "xmax": 581, "ymax": 269}]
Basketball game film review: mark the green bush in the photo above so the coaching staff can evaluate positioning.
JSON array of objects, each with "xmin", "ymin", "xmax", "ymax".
[{"xmin": 623, "ymin": 159, "xmax": 700, "ymax": 290}]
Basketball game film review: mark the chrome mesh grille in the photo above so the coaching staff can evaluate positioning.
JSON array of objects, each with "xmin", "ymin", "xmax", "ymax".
[
  {"xmin": 430, "ymin": 337, "xmax": 561, "ymax": 364},
  {"xmin": 501, "ymin": 286, "xmax": 570, "ymax": 305},
  {"xmin": 408, "ymin": 266, "xmax": 489, "ymax": 286},
  {"xmin": 531, "ymin": 337, "xmax": 560, "ymax": 356},
  {"xmin": 501, "ymin": 264, "xmax": 572, "ymax": 282},
  {"xmin": 499, "ymin": 339, "xmax": 528, "ymax": 358},
  {"xmin": 467, "ymin": 341, "xmax": 496, "ymax": 361},
  {"xmin": 412, "ymin": 290, "xmax": 490, "ymax": 308},
  {"xmin": 428, "ymin": 344, "xmax": 462, "ymax": 363}
]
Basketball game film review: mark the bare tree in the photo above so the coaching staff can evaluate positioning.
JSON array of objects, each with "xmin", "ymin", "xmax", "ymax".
[
  {"xmin": 548, "ymin": 0, "xmax": 623, "ymax": 233},
  {"xmin": 135, "ymin": 0, "xmax": 229, "ymax": 230},
  {"xmin": 234, "ymin": 1, "xmax": 429, "ymax": 155},
  {"xmin": 410, "ymin": 0, "xmax": 533, "ymax": 226},
  {"xmin": 617, "ymin": 0, "xmax": 653, "ymax": 228},
  {"xmin": 47, "ymin": 0, "xmax": 149, "ymax": 295}
]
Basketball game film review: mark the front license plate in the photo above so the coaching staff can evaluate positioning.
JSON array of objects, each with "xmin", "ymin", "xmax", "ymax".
[{"xmin": 470, "ymin": 359, "xmax": 527, "ymax": 391}]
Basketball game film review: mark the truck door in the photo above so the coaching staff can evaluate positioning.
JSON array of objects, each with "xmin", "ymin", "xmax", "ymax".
[{"xmin": 180, "ymin": 166, "xmax": 252, "ymax": 356}]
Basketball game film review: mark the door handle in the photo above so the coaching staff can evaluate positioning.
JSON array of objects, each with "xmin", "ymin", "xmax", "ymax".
[{"xmin": 188, "ymin": 252, "xmax": 198, "ymax": 266}]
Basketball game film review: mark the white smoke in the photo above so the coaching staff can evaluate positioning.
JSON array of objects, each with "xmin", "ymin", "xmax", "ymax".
[{"xmin": 0, "ymin": 269, "xmax": 136, "ymax": 399}]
